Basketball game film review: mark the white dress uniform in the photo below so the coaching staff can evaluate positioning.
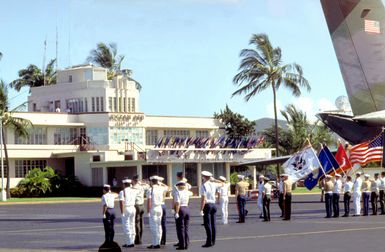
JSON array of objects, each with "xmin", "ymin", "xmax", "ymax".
[
  {"xmin": 147, "ymin": 184, "xmax": 168, "ymax": 246},
  {"xmin": 119, "ymin": 187, "xmax": 139, "ymax": 246},
  {"xmin": 258, "ymin": 181, "xmax": 264, "ymax": 216},
  {"xmin": 217, "ymin": 182, "xmax": 230, "ymax": 224},
  {"xmin": 353, "ymin": 177, "xmax": 362, "ymax": 215}
]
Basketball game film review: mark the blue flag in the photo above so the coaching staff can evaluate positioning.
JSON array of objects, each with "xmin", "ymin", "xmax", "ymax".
[{"xmin": 304, "ymin": 146, "xmax": 339, "ymax": 190}]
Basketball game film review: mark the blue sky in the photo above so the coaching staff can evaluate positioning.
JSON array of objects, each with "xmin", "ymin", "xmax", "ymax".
[{"xmin": 0, "ymin": 0, "xmax": 346, "ymax": 121}]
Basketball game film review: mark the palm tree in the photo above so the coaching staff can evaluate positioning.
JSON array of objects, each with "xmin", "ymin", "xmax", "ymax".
[
  {"xmin": 232, "ymin": 33, "xmax": 310, "ymax": 175},
  {"xmin": 10, "ymin": 59, "xmax": 56, "ymax": 92},
  {"xmin": 86, "ymin": 42, "xmax": 128, "ymax": 80},
  {"xmin": 0, "ymin": 81, "xmax": 32, "ymax": 198}
]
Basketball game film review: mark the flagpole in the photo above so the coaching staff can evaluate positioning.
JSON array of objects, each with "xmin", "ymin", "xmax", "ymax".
[{"xmin": 318, "ymin": 143, "xmax": 327, "ymax": 176}]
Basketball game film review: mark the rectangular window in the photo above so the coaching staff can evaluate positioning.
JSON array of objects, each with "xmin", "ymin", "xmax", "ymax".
[
  {"xmin": 127, "ymin": 98, "xmax": 131, "ymax": 112},
  {"xmin": 15, "ymin": 160, "xmax": 47, "ymax": 178},
  {"xmin": 164, "ymin": 130, "xmax": 190, "ymax": 139},
  {"xmin": 54, "ymin": 128, "xmax": 79, "ymax": 145},
  {"xmin": 196, "ymin": 130, "xmax": 209, "ymax": 138},
  {"xmin": 84, "ymin": 98, "xmax": 88, "ymax": 112},
  {"xmin": 131, "ymin": 98, "xmax": 135, "ymax": 112},
  {"xmin": 15, "ymin": 127, "xmax": 47, "ymax": 145},
  {"xmin": 93, "ymin": 155, "xmax": 101, "ymax": 162},
  {"xmin": 100, "ymin": 97, "xmax": 104, "ymax": 112},
  {"xmin": 92, "ymin": 168, "xmax": 103, "ymax": 186},
  {"xmin": 108, "ymin": 97, "xmax": 113, "ymax": 112},
  {"xmin": 96, "ymin": 97, "xmax": 100, "ymax": 112},
  {"xmin": 146, "ymin": 130, "xmax": 158, "ymax": 145},
  {"xmin": 69, "ymin": 75, "xmax": 72, "ymax": 83},
  {"xmin": 113, "ymin": 97, "xmax": 117, "ymax": 112},
  {"xmin": 118, "ymin": 97, "xmax": 122, "ymax": 112},
  {"xmin": 123, "ymin": 98, "xmax": 127, "ymax": 112},
  {"xmin": 91, "ymin": 97, "xmax": 95, "ymax": 112},
  {"xmin": 185, "ymin": 163, "xmax": 198, "ymax": 186}
]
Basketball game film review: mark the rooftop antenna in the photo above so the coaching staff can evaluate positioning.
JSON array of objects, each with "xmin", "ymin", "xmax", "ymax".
[
  {"xmin": 56, "ymin": 26, "xmax": 58, "ymax": 71},
  {"xmin": 43, "ymin": 36, "xmax": 47, "ymax": 86}
]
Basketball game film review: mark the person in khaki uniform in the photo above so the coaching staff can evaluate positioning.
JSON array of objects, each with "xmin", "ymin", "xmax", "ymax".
[
  {"xmin": 371, "ymin": 173, "xmax": 380, "ymax": 215},
  {"xmin": 361, "ymin": 174, "xmax": 371, "ymax": 216},
  {"xmin": 282, "ymin": 174, "xmax": 292, "ymax": 221},
  {"xmin": 235, "ymin": 175, "xmax": 249, "ymax": 223},
  {"xmin": 324, "ymin": 175, "xmax": 334, "ymax": 218}
]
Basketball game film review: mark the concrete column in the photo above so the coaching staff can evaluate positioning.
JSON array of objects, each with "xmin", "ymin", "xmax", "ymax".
[
  {"xmin": 137, "ymin": 165, "xmax": 142, "ymax": 180},
  {"xmin": 253, "ymin": 165, "xmax": 257, "ymax": 189},
  {"xmin": 103, "ymin": 166, "xmax": 108, "ymax": 184},
  {"xmin": 167, "ymin": 163, "xmax": 173, "ymax": 188},
  {"xmin": 197, "ymin": 163, "xmax": 202, "ymax": 196},
  {"xmin": 225, "ymin": 163, "xmax": 231, "ymax": 181}
]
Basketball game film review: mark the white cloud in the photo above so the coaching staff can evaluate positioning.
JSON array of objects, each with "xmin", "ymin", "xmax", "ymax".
[
  {"xmin": 265, "ymin": 99, "xmax": 284, "ymax": 119},
  {"xmin": 317, "ymin": 98, "xmax": 336, "ymax": 112},
  {"xmin": 292, "ymin": 97, "xmax": 313, "ymax": 118}
]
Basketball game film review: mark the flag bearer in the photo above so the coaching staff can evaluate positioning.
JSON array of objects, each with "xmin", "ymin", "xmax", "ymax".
[
  {"xmin": 353, "ymin": 172, "xmax": 362, "ymax": 216},
  {"xmin": 132, "ymin": 175, "xmax": 149, "ymax": 245},
  {"xmin": 379, "ymin": 172, "xmax": 385, "ymax": 215},
  {"xmin": 119, "ymin": 179, "xmax": 138, "ymax": 248},
  {"xmin": 147, "ymin": 176, "xmax": 169, "ymax": 249},
  {"xmin": 101, "ymin": 184, "xmax": 116, "ymax": 245},
  {"xmin": 332, "ymin": 174, "xmax": 342, "ymax": 217},
  {"xmin": 282, "ymin": 174, "xmax": 292, "ymax": 221},
  {"xmin": 200, "ymin": 171, "xmax": 222, "ymax": 248},
  {"xmin": 324, "ymin": 175, "xmax": 334, "ymax": 218},
  {"xmin": 361, "ymin": 174, "xmax": 371, "ymax": 216},
  {"xmin": 174, "ymin": 181, "xmax": 193, "ymax": 250},
  {"xmin": 262, "ymin": 177, "xmax": 272, "ymax": 222},
  {"xmin": 371, "ymin": 173, "xmax": 380, "ymax": 215},
  {"xmin": 235, "ymin": 174, "xmax": 249, "ymax": 223},
  {"xmin": 217, "ymin": 176, "xmax": 230, "ymax": 224},
  {"xmin": 342, "ymin": 176, "xmax": 353, "ymax": 217}
]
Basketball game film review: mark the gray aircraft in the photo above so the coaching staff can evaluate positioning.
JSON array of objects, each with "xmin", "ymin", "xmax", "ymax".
[{"xmin": 318, "ymin": 0, "xmax": 385, "ymax": 144}]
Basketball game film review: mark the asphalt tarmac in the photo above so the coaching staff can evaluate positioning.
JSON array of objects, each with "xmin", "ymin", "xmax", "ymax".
[{"xmin": 1, "ymin": 194, "xmax": 385, "ymax": 252}]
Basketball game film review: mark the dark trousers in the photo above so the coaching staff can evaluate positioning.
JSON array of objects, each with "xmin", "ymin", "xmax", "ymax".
[
  {"xmin": 325, "ymin": 193, "xmax": 332, "ymax": 217},
  {"xmin": 380, "ymin": 190, "xmax": 385, "ymax": 214},
  {"xmin": 103, "ymin": 208, "xmax": 115, "ymax": 243},
  {"xmin": 176, "ymin": 206, "xmax": 190, "ymax": 249},
  {"xmin": 203, "ymin": 203, "xmax": 217, "ymax": 246},
  {"xmin": 332, "ymin": 193, "xmax": 340, "ymax": 217},
  {"xmin": 278, "ymin": 193, "xmax": 284, "ymax": 217},
  {"xmin": 237, "ymin": 195, "xmax": 246, "ymax": 222},
  {"xmin": 263, "ymin": 195, "xmax": 271, "ymax": 221},
  {"xmin": 134, "ymin": 204, "xmax": 144, "ymax": 244},
  {"xmin": 371, "ymin": 192, "xmax": 378, "ymax": 215},
  {"xmin": 161, "ymin": 204, "xmax": 167, "ymax": 245},
  {"xmin": 343, "ymin": 192, "xmax": 351, "ymax": 216},
  {"xmin": 363, "ymin": 192, "xmax": 370, "ymax": 215},
  {"xmin": 284, "ymin": 193, "xmax": 292, "ymax": 220}
]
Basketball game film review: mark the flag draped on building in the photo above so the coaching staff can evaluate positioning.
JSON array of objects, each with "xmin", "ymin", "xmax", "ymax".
[
  {"xmin": 282, "ymin": 146, "xmax": 321, "ymax": 183},
  {"xmin": 304, "ymin": 145, "xmax": 339, "ymax": 190},
  {"xmin": 349, "ymin": 132, "xmax": 384, "ymax": 166},
  {"xmin": 331, "ymin": 144, "xmax": 352, "ymax": 175}
]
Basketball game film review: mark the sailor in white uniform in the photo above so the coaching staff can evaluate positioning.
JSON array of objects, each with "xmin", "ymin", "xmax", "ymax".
[
  {"xmin": 101, "ymin": 184, "xmax": 116, "ymax": 245},
  {"xmin": 119, "ymin": 179, "xmax": 139, "ymax": 248},
  {"xmin": 258, "ymin": 175, "xmax": 265, "ymax": 218},
  {"xmin": 217, "ymin": 176, "xmax": 230, "ymax": 224},
  {"xmin": 147, "ymin": 176, "xmax": 169, "ymax": 249},
  {"xmin": 353, "ymin": 172, "xmax": 363, "ymax": 216}
]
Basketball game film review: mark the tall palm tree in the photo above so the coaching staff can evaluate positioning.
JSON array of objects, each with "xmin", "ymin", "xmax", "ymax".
[
  {"xmin": 10, "ymin": 59, "xmax": 56, "ymax": 92},
  {"xmin": 87, "ymin": 42, "xmax": 128, "ymax": 80},
  {"xmin": 0, "ymin": 81, "xmax": 32, "ymax": 198},
  {"xmin": 232, "ymin": 33, "xmax": 310, "ymax": 175}
]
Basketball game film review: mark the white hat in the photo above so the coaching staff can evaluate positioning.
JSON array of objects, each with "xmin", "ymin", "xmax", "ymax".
[
  {"xmin": 264, "ymin": 176, "xmax": 270, "ymax": 181},
  {"xmin": 364, "ymin": 174, "xmax": 370, "ymax": 178},
  {"xmin": 335, "ymin": 174, "xmax": 341, "ymax": 178},
  {"xmin": 325, "ymin": 175, "xmax": 332, "ymax": 178},
  {"xmin": 356, "ymin": 172, "xmax": 362, "ymax": 175},
  {"xmin": 103, "ymin": 184, "xmax": 111, "ymax": 188},
  {"xmin": 259, "ymin": 175, "xmax": 265, "ymax": 179},
  {"xmin": 281, "ymin": 173, "xmax": 289, "ymax": 177},
  {"xmin": 202, "ymin": 171, "xmax": 213, "ymax": 177},
  {"xmin": 237, "ymin": 174, "xmax": 245, "ymax": 179},
  {"xmin": 219, "ymin": 176, "xmax": 226, "ymax": 181},
  {"xmin": 149, "ymin": 175, "xmax": 159, "ymax": 180},
  {"xmin": 122, "ymin": 179, "xmax": 132, "ymax": 184},
  {"xmin": 158, "ymin": 176, "xmax": 164, "ymax": 181}
]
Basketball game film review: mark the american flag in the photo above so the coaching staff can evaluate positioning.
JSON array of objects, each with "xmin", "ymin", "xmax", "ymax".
[
  {"xmin": 365, "ymin": 19, "xmax": 381, "ymax": 34},
  {"xmin": 349, "ymin": 132, "xmax": 383, "ymax": 166}
]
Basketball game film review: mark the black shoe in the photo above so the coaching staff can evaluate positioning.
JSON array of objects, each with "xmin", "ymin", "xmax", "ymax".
[
  {"xmin": 280, "ymin": 215, "xmax": 283, "ymax": 218},
  {"xmin": 342, "ymin": 214, "xmax": 348, "ymax": 217},
  {"xmin": 174, "ymin": 243, "xmax": 181, "ymax": 247},
  {"xmin": 324, "ymin": 216, "xmax": 331, "ymax": 218},
  {"xmin": 147, "ymin": 245, "xmax": 154, "ymax": 249},
  {"xmin": 245, "ymin": 210, "xmax": 249, "ymax": 216},
  {"xmin": 126, "ymin": 244, "xmax": 134, "ymax": 248},
  {"xmin": 282, "ymin": 218, "xmax": 290, "ymax": 221},
  {"xmin": 202, "ymin": 244, "xmax": 212, "ymax": 248},
  {"xmin": 122, "ymin": 244, "xmax": 128, "ymax": 248},
  {"xmin": 262, "ymin": 219, "xmax": 269, "ymax": 222},
  {"xmin": 153, "ymin": 245, "xmax": 161, "ymax": 249},
  {"xmin": 176, "ymin": 247, "xmax": 185, "ymax": 250},
  {"xmin": 333, "ymin": 215, "xmax": 339, "ymax": 218},
  {"xmin": 236, "ymin": 221, "xmax": 244, "ymax": 223}
]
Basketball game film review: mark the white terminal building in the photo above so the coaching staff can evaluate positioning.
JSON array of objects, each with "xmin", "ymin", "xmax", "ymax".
[{"xmin": 3, "ymin": 65, "xmax": 273, "ymax": 194}]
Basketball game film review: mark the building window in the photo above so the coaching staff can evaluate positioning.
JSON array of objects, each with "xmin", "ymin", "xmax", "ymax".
[
  {"xmin": 15, "ymin": 160, "xmax": 47, "ymax": 178},
  {"xmin": 15, "ymin": 127, "xmax": 47, "ymax": 144},
  {"xmin": 1, "ymin": 162, "xmax": 7, "ymax": 178},
  {"xmin": 131, "ymin": 98, "xmax": 135, "ymax": 112},
  {"xmin": 127, "ymin": 98, "xmax": 131, "ymax": 112},
  {"xmin": 108, "ymin": 97, "xmax": 113, "ymax": 112},
  {"xmin": 185, "ymin": 163, "xmax": 198, "ymax": 186},
  {"xmin": 142, "ymin": 165, "xmax": 167, "ymax": 182},
  {"xmin": 110, "ymin": 127, "xmax": 144, "ymax": 145},
  {"xmin": 164, "ymin": 130, "xmax": 190, "ymax": 139},
  {"xmin": 118, "ymin": 97, "xmax": 122, "ymax": 112},
  {"xmin": 84, "ymin": 98, "xmax": 88, "ymax": 112},
  {"xmin": 123, "ymin": 98, "xmax": 127, "ymax": 112},
  {"xmin": 96, "ymin": 97, "xmax": 100, "ymax": 112},
  {"xmin": 92, "ymin": 97, "xmax": 95, "ymax": 112},
  {"xmin": 93, "ymin": 155, "xmax": 101, "ymax": 162},
  {"xmin": 196, "ymin": 130, "xmax": 209, "ymax": 138},
  {"xmin": 92, "ymin": 168, "xmax": 103, "ymax": 186},
  {"xmin": 66, "ymin": 98, "xmax": 87, "ymax": 113},
  {"xmin": 146, "ymin": 130, "xmax": 158, "ymax": 145},
  {"xmin": 202, "ymin": 163, "xmax": 225, "ymax": 178},
  {"xmin": 100, "ymin": 97, "xmax": 104, "ymax": 112},
  {"xmin": 69, "ymin": 75, "xmax": 72, "ymax": 82},
  {"xmin": 113, "ymin": 97, "xmax": 117, "ymax": 112},
  {"xmin": 54, "ymin": 128, "xmax": 80, "ymax": 145}
]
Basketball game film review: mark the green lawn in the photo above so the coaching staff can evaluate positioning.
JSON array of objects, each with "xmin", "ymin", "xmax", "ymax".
[
  {"xmin": 292, "ymin": 187, "xmax": 321, "ymax": 194},
  {"xmin": 0, "ymin": 197, "xmax": 99, "ymax": 203}
]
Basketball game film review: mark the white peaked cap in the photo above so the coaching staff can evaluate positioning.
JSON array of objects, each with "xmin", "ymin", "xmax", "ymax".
[
  {"xmin": 122, "ymin": 179, "xmax": 132, "ymax": 183},
  {"xmin": 325, "ymin": 175, "xmax": 332, "ymax": 178},
  {"xmin": 259, "ymin": 175, "xmax": 265, "ymax": 179},
  {"xmin": 201, "ymin": 171, "xmax": 213, "ymax": 177},
  {"xmin": 364, "ymin": 174, "xmax": 370, "ymax": 178},
  {"xmin": 150, "ymin": 175, "xmax": 159, "ymax": 180},
  {"xmin": 335, "ymin": 174, "xmax": 342, "ymax": 177},
  {"xmin": 219, "ymin": 176, "xmax": 227, "ymax": 181},
  {"xmin": 237, "ymin": 174, "xmax": 245, "ymax": 179},
  {"xmin": 103, "ymin": 184, "xmax": 111, "ymax": 188},
  {"xmin": 157, "ymin": 176, "xmax": 164, "ymax": 181}
]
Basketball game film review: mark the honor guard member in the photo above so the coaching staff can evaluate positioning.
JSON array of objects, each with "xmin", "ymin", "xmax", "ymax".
[
  {"xmin": 379, "ymin": 172, "xmax": 385, "ymax": 214},
  {"xmin": 342, "ymin": 176, "xmax": 353, "ymax": 217},
  {"xmin": 174, "ymin": 181, "xmax": 193, "ymax": 250},
  {"xmin": 158, "ymin": 176, "xmax": 168, "ymax": 246},
  {"xmin": 257, "ymin": 175, "xmax": 265, "ymax": 218},
  {"xmin": 235, "ymin": 174, "xmax": 249, "ymax": 223},
  {"xmin": 282, "ymin": 174, "xmax": 292, "ymax": 221},
  {"xmin": 361, "ymin": 174, "xmax": 371, "ymax": 216},
  {"xmin": 147, "ymin": 176, "xmax": 169, "ymax": 249},
  {"xmin": 217, "ymin": 176, "xmax": 230, "ymax": 224},
  {"xmin": 119, "ymin": 179, "xmax": 138, "ymax": 248},
  {"xmin": 278, "ymin": 175, "xmax": 285, "ymax": 217},
  {"xmin": 324, "ymin": 175, "xmax": 333, "ymax": 218},
  {"xmin": 372, "ymin": 173, "xmax": 380, "ymax": 215},
  {"xmin": 200, "ymin": 171, "xmax": 222, "ymax": 248},
  {"xmin": 262, "ymin": 177, "xmax": 272, "ymax": 222},
  {"xmin": 101, "ymin": 184, "xmax": 116, "ymax": 245},
  {"xmin": 332, "ymin": 174, "xmax": 342, "ymax": 217},
  {"xmin": 353, "ymin": 172, "xmax": 363, "ymax": 216},
  {"xmin": 132, "ymin": 175, "xmax": 149, "ymax": 245}
]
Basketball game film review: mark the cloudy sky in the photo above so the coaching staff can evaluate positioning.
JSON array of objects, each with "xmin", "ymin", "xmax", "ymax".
[{"xmin": 0, "ymin": 0, "xmax": 347, "ymax": 121}]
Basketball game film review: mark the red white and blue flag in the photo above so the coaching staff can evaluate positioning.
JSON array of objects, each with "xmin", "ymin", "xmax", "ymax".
[
  {"xmin": 365, "ymin": 19, "xmax": 381, "ymax": 34},
  {"xmin": 349, "ymin": 132, "xmax": 383, "ymax": 166}
]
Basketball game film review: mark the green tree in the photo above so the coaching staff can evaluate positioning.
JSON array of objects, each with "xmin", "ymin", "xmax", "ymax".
[
  {"xmin": 0, "ymin": 81, "xmax": 32, "ymax": 198},
  {"xmin": 10, "ymin": 59, "xmax": 56, "ymax": 91},
  {"xmin": 214, "ymin": 105, "xmax": 255, "ymax": 140},
  {"xmin": 17, "ymin": 167, "xmax": 56, "ymax": 197},
  {"xmin": 232, "ymin": 33, "xmax": 310, "ymax": 175}
]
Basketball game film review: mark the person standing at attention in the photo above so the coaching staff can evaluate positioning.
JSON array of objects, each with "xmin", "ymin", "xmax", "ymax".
[
  {"xmin": 282, "ymin": 174, "xmax": 292, "ymax": 221},
  {"xmin": 235, "ymin": 174, "xmax": 249, "ymax": 223},
  {"xmin": 217, "ymin": 176, "xmax": 230, "ymax": 225},
  {"xmin": 101, "ymin": 184, "xmax": 116, "ymax": 245}
]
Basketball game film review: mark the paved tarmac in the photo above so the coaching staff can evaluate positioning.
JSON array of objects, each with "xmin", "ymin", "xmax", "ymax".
[{"xmin": 1, "ymin": 194, "xmax": 385, "ymax": 252}]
